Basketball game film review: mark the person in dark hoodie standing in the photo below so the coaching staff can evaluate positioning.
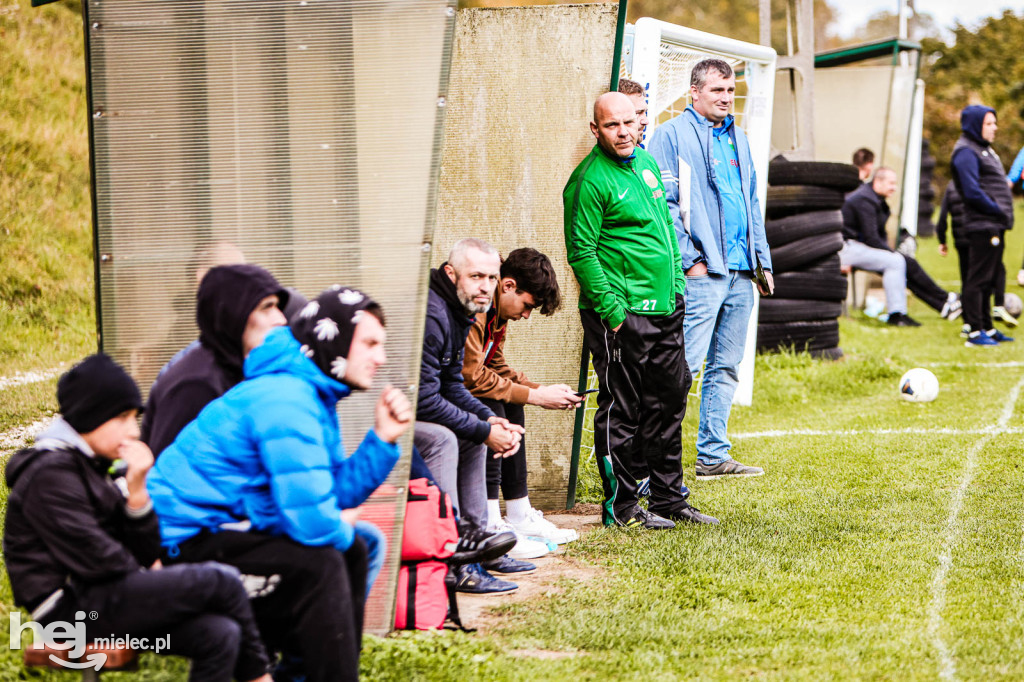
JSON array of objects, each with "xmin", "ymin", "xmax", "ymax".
[
  {"xmin": 4, "ymin": 354, "xmax": 273, "ymax": 682},
  {"xmin": 950, "ymin": 104, "xmax": 1015, "ymax": 347},
  {"xmin": 141, "ymin": 264, "xmax": 289, "ymax": 456},
  {"xmin": 415, "ymin": 238, "xmax": 523, "ymax": 594},
  {"xmin": 149, "ymin": 287, "xmax": 409, "ymax": 682}
]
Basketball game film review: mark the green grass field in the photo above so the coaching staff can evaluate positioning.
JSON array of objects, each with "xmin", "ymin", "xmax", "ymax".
[{"xmin": 6, "ymin": 1, "xmax": 1024, "ymax": 679}]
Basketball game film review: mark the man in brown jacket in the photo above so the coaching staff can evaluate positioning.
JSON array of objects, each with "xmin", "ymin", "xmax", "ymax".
[{"xmin": 463, "ymin": 248, "xmax": 582, "ymax": 573}]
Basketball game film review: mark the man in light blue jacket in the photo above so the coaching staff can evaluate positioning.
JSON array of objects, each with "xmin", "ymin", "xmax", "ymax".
[{"xmin": 648, "ymin": 58, "xmax": 773, "ymax": 480}]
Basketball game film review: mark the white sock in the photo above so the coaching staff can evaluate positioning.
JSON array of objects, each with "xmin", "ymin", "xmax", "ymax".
[
  {"xmin": 505, "ymin": 497, "xmax": 532, "ymax": 524},
  {"xmin": 487, "ymin": 498, "xmax": 502, "ymax": 529}
]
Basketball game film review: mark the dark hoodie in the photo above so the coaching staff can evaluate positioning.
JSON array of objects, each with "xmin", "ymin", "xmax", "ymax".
[
  {"xmin": 416, "ymin": 265, "xmax": 495, "ymax": 443},
  {"xmin": 950, "ymin": 105, "xmax": 1014, "ymax": 233},
  {"xmin": 141, "ymin": 264, "xmax": 288, "ymax": 456}
]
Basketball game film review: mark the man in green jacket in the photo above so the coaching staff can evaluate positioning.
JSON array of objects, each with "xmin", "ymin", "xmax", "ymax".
[{"xmin": 564, "ymin": 92, "xmax": 719, "ymax": 529}]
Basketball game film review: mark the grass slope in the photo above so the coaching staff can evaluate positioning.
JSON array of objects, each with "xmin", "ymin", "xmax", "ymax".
[{"xmin": 5, "ymin": 1, "xmax": 1024, "ymax": 678}]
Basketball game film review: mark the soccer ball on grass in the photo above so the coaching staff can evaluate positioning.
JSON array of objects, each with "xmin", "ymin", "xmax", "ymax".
[{"xmin": 899, "ymin": 368, "xmax": 939, "ymax": 403}]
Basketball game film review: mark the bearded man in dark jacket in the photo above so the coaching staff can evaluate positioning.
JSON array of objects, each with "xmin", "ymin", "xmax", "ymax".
[{"xmin": 141, "ymin": 264, "xmax": 288, "ymax": 456}]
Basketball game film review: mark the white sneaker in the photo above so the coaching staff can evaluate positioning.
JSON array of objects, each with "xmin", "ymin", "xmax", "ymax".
[
  {"xmin": 1017, "ymin": 269, "xmax": 1024, "ymax": 287},
  {"xmin": 488, "ymin": 521, "xmax": 549, "ymax": 560},
  {"xmin": 507, "ymin": 508, "xmax": 579, "ymax": 545}
]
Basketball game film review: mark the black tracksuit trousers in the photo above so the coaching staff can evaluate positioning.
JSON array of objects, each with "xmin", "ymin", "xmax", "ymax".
[
  {"xmin": 581, "ymin": 301, "xmax": 691, "ymax": 526},
  {"xmin": 955, "ymin": 239, "xmax": 1005, "ymax": 306},
  {"xmin": 38, "ymin": 562, "xmax": 271, "ymax": 681},
  {"xmin": 480, "ymin": 398, "xmax": 529, "ymax": 501},
  {"xmin": 900, "ymin": 253, "xmax": 949, "ymax": 312},
  {"xmin": 963, "ymin": 230, "xmax": 1005, "ymax": 332},
  {"xmin": 166, "ymin": 531, "xmax": 367, "ymax": 682}
]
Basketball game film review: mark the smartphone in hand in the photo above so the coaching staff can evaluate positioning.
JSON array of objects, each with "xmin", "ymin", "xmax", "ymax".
[{"xmin": 575, "ymin": 388, "xmax": 599, "ymax": 398}]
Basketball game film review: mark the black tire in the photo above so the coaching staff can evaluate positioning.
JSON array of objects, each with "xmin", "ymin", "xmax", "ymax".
[
  {"xmin": 768, "ymin": 160, "xmax": 861, "ymax": 192},
  {"xmin": 810, "ymin": 346, "xmax": 844, "ymax": 360},
  {"xmin": 756, "ymin": 319, "xmax": 840, "ymax": 352},
  {"xmin": 798, "ymin": 254, "xmax": 842, "ymax": 276},
  {"xmin": 919, "ymin": 187, "xmax": 936, "ymax": 202},
  {"xmin": 771, "ymin": 269, "xmax": 848, "ymax": 301},
  {"xmin": 769, "ymin": 230, "xmax": 844, "ymax": 273},
  {"xmin": 920, "ymin": 158, "xmax": 937, "ymax": 172},
  {"xmin": 766, "ymin": 185, "xmax": 847, "ymax": 218},
  {"xmin": 758, "ymin": 298, "xmax": 842, "ymax": 323},
  {"xmin": 765, "ymin": 209, "xmax": 843, "ymax": 248}
]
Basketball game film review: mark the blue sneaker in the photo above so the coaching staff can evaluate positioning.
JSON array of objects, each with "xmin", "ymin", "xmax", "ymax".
[
  {"xmin": 988, "ymin": 329, "xmax": 1015, "ymax": 343},
  {"xmin": 966, "ymin": 331, "xmax": 998, "ymax": 347},
  {"xmin": 637, "ymin": 476, "xmax": 690, "ymax": 500},
  {"xmin": 482, "ymin": 554, "xmax": 536, "ymax": 574},
  {"xmin": 453, "ymin": 563, "xmax": 518, "ymax": 594}
]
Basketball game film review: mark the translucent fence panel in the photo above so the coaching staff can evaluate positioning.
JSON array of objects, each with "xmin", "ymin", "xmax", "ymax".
[{"xmin": 85, "ymin": 0, "xmax": 455, "ymax": 635}]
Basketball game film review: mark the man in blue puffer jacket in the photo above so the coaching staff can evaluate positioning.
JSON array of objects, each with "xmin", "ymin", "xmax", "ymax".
[{"xmin": 148, "ymin": 287, "xmax": 411, "ymax": 682}]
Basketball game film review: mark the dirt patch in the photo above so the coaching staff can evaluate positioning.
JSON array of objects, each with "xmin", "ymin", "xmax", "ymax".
[
  {"xmin": 456, "ymin": 546, "xmax": 601, "ymax": 634},
  {"xmin": 560, "ymin": 503, "xmax": 602, "ymax": 516}
]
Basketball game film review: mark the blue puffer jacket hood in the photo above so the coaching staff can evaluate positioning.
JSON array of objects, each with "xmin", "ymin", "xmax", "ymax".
[
  {"xmin": 148, "ymin": 326, "xmax": 399, "ymax": 552},
  {"xmin": 961, "ymin": 105, "xmax": 996, "ymax": 147}
]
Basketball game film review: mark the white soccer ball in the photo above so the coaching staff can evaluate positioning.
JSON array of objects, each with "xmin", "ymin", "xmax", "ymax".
[
  {"xmin": 899, "ymin": 368, "xmax": 939, "ymax": 403},
  {"xmin": 1004, "ymin": 292, "xmax": 1022, "ymax": 318}
]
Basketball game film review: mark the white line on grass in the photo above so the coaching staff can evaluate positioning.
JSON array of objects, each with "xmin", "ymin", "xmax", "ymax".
[
  {"xmin": 0, "ymin": 419, "xmax": 51, "ymax": 456},
  {"xmin": 0, "ymin": 366, "xmax": 64, "ymax": 391},
  {"xmin": 732, "ymin": 426, "xmax": 1024, "ymax": 440},
  {"xmin": 926, "ymin": 361, "xmax": 1024, "ymax": 369},
  {"xmin": 925, "ymin": 375, "xmax": 1024, "ymax": 681}
]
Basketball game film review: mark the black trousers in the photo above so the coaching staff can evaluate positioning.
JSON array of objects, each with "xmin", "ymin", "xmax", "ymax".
[
  {"xmin": 40, "ymin": 562, "xmax": 270, "ymax": 681},
  {"xmin": 900, "ymin": 253, "xmax": 948, "ymax": 311},
  {"xmin": 581, "ymin": 302, "xmax": 691, "ymax": 525},
  {"xmin": 479, "ymin": 398, "xmax": 529, "ymax": 500},
  {"xmin": 955, "ymin": 239, "xmax": 1004, "ymax": 306},
  {"xmin": 963, "ymin": 230, "xmax": 1005, "ymax": 332},
  {"xmin": 166, "ymin": 531, "xmax": 367, "ymax": 682}
]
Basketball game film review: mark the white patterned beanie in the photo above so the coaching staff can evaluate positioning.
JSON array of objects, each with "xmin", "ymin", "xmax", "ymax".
[{"xmin": 288, "ymin": 286, "xmax": 383, "ymax": 385}]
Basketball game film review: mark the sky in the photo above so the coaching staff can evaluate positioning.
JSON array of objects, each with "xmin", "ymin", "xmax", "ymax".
[{"xmin": 835, "ymin": 0, "xmax": 1018, "ymax": 37}]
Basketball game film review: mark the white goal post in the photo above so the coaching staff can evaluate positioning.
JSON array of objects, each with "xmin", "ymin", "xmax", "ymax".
[{"xmin": 623, "ymin": 18, "xmax": 777, "ymax": 406}]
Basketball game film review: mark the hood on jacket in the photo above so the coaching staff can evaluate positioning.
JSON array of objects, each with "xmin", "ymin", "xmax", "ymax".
[
  {"xmin": 429, "ymin": 264, "xmax": 476, "ymax": 321},
  {"xmin": 5, "ymin": 417, "xmax": 92, "ymax": 490},
  {"xmin": 289, "ymin": 286, "xmax": 381, "ymax": 387},
  {"xmin": 196, "ymin": 264, "xmax": 289, "ymax": 379},
  {"xmin": 244, "ymin": 326, "xmax": 350, "ymax": 404},
  {"xmin": 960, "ymin": 105, "xmax": 996, "ymax": 147}
]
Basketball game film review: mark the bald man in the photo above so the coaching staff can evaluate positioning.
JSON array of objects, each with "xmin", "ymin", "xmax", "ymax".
[{"xmin": 563, "ymin": 92, "xmax": 718, "ymax": 529}]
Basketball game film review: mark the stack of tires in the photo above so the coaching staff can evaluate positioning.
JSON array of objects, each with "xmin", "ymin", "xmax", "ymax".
[
  {"xmin": 759, "ymin": 159, "xmax": 861, "ymax": 360},
  {"xmin": 917, "ymin": 139, "xmax": 937, "ymax": 237}
]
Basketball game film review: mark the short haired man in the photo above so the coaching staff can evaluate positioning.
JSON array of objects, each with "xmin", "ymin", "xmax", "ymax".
[
  {"xmin": 618, "ymin": 78, "xmax": 649, "ymax": 145},
  {"xmin": 853, "ymin": 147, "xmax": 875, "ymax": 182},
  {"xmin": 842, "ymin": 167, "xmax": 962, "ymax": 326},
  {"xmin": 4, "ymin": 355, "xmax": 273, "ymax": 682},
  {"xmin": 564, "ymin": 91, "xmax": 717, "ymax": 528},
  {"xmin": 149, "ymin": 288, "xmax": 409, "ymax": 681},
  {"xmin": 142, "ymin": 264, "xmax": 289, "ymax": 456},
  {"xmin": 415, "ymin": 238, "xmax": 524, "ymax": 593},
  {"xmin": 950, "ymin": 105, "xmax": 1015, "ymax": 346},
  {"xmin": 462, "ymin": 248, "xmax": 581, "ymax": 572},
  {"xmin": 647, "ymin": 58, "xmax": 771, "ymax": 480}
]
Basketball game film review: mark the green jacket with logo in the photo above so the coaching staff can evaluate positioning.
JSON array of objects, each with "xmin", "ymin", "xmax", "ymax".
[{"xmin": 563, "ymin": 144, "xmax": 686, "ymax": 329}]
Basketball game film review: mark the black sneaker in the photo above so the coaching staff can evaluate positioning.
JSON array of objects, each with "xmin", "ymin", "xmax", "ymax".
[
  {"xmin": 696, "ymin": 459, "xmax": 764, "ymax": 479},
  {"xmin": 453, "ymin": 563, "xmax": 518, "ymax": 594},
  {"xmin": 481, "ymin": 554, "xmax": 537, "ymax": 574},
  {"xmin": 887, "ymin": 312, "xmax": 921, "ymax": 327},
  {"xmin": 618, "ymin": 506, "xmax": 675, "ymax": 530},
  {"xmin": 664, "ymin": 503, "xmax": 720, "ymax": 525},
  {"xmin": 448, "ymin": 524, "xmax": 517, "ymax": 565}
]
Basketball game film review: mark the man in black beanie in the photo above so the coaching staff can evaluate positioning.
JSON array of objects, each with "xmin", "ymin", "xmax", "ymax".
[
  {"xmin": 4, "ymin": 354, "xmax": 273, "ymax": 682},
  {"xmin": 141, "ymin": 264, "xmax": 289, "ymax": 456}
]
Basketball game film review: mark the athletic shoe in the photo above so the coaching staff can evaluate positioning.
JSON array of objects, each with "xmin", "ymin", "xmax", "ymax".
[
  {"xmin": 696, "ymin": 459, "xmax": 764, "ymax": 479},
  {"xmin": 988, "ymin": 329, "xmax": 1015, "ymax": 343},
  {"xmin": 619, "ymin": 506, "xmax": 675, "ymax": 530},
  {"xmin": 453, "ymin": 563, "xmax": 518, "ymax": 594},
  {"xmin": 887, "ymin": 312, "xmax": 921, "ymax": 327},
  {"xmin": 448, "ymin": 523, "xmax": 517, "ymax": 565},
  {"xmin": 965, "ymin": 331, "xmax": 998, "ymax": 348},
  {"xmin": 481, "ymin": 554, "xmax": 537, "ymax": 574},
  {"xmin": 992, "ymin": 306, "xmax": 1019, "ymax": 327},
  {"xmin": 488, "ymin": 520, "xmax": 550, "ymax": 559},
  {"xmin": 960, "ymin": 323, "xmax": 970, "ymax": 339},
  {"xmin": 506, "ymin": 508, "xmax": 578, "ymax": 544},
  {"xmin": 637, "ymin": 476, "xmax": 691, "ymax": 500},
  {"xmin": 1018, "ymin": 269, "xmax": 1024, "ymax": 287},
  {"xmin": 664, "ymin": 503, "xmax": 720, "ymax": 525},
  {"xmin": 941, "ymin": 293, "xmax": 962, "ymax": 321}
]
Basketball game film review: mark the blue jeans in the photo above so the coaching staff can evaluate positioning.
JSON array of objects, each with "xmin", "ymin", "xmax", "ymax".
[
  {"xmin": 684, "ymin": 270, "xmax": 755, "ymax": 465},
  {"xmin": 353, "ymin": 520, "xmax": 385, "ymax": 597}
]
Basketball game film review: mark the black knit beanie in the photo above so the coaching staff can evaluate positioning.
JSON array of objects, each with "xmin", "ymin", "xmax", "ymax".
[
  {"xmin": 57, "ymin": 353, "xmax": 144, "ymax": 434},
  {"xmin": 289, "ymin": 286, "xmax": 381, "ymax": 385}
]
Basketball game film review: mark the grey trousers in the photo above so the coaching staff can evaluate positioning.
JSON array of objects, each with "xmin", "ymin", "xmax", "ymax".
[
  {"xmin": 838, "ymin": 239, "xmax": 908, "ymax": 314},
  {"xmin": 413, "ymin": 421, "xmax": 488, "ymax": 530}
]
